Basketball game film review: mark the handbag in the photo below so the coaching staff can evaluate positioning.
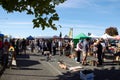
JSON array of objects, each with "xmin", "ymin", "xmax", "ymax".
[{"xmin": 12, "ymin": 59, "xmax": 17, "ymax": 66}]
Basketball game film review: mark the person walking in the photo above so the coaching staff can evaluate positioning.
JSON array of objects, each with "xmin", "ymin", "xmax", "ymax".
[{"xmin": 30, "ymin": 41, "xmax": 35, "ymax": 53}]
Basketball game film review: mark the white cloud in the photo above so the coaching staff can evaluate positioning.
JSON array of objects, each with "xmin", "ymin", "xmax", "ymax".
[
  {"xmin": 57, "ymin": 0, "xmax": 93, "ymax": 8},
  {"xmin": 60, "ymin": 23, "xmax": 105, "ymax": 30},
  {"xmin": 58, "ymin": 22, "xmax": 110, "ymax": 36},
  {"xmin": 7, "ymin": 22, "xmax": 32, "ymax": 25},
  {"xmin": 99, "ymin": 0, "xmax": 120, "ymax": 2},
  {"xmin": 57, "ymin": 0, "xmax": 120, "ymax": 14}
]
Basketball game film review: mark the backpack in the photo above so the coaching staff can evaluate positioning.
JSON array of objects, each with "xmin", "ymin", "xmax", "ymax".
[{"xmin": 78, "ymin": 43, "xmax": 83, "ymax": 49}]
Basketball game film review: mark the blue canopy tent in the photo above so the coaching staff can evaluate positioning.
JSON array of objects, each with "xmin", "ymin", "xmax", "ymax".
[
  {"xmin": 0, "ymin": 34, "xmax": 4, "ymax": 37},
  {"xmin": 27, "ymin": 35, "xmax": 34, "ymax": 40},
  {"xmin": 0, "ymin": 34, "xmax": 4, "ymax": 42}
]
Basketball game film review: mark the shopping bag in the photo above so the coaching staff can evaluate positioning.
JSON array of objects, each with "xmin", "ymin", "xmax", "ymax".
[{"xmin": 12, "ymin": 59, "xmax": 17, "ymax": 66}]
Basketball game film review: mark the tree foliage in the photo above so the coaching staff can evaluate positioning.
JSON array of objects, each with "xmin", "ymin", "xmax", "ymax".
[
  {"xmin": 105, "ymin": 27, "xmax": 119, "ymax": 36},
  {"xmin": 0, "ymin": 0, "xmax": 66, "ymax": 30}
]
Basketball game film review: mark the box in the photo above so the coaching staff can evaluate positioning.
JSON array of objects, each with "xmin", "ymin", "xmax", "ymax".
[{"xmin": 80, "ymin": 70, "xmax": 94, "ymax": 80}]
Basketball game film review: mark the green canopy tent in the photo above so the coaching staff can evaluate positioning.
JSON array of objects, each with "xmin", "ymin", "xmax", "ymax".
[{"xmin": 73, "ymin": 33, "xmax": 90, "ymax": 47}]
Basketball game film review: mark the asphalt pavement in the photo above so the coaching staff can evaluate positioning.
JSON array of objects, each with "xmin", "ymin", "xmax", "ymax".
[
  {"xmin": 41, "ymin": 52, "xmax": 120, "ymax": 80},
  {"xmin": 0, "ymin": 53, "xmax": 60, "ymax": 80},
  {"xmin": 0, "ymin": 51, "xmax": 120, "ymax": 80}
]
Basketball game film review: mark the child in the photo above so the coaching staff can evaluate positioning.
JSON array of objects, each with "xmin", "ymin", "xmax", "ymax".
[{"xmin": 8, "ymin": 44, "xmax": 16, "ymax": 68}]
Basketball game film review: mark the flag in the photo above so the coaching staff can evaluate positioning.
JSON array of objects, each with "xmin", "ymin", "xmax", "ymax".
[{"xmin": 68, "ymin": 28, "xmax": 73, "ymax": 38}]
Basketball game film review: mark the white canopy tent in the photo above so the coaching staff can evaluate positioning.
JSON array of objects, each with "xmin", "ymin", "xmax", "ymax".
[
  {"xmin": 101, "ymin": 33, "xmax": 114, "ymax": 39},
  {"xmin": 36, "ymin": 36, "xmax": 52, "ymax": 39},
  {"xmin": 89, "ymin": 34, "xmax": 100, "ymax": 38}
]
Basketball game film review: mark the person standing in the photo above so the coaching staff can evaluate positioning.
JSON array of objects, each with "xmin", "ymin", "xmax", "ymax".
[
  {"xmin": 30, "ymin": 41, "xmax": 35, "ymax": 53},
  {"xmin": 3, "ymin": 39, "xmax": 10, "ymax": 66},
  {"xmin": 58, "ymin": 39, "xmax": 63, "ymax": 56},
  {"xmin": 100, "ymin": 39, "xmax": 106, "ymax": 61},
  {"xmin": 96, "ymin": 39, "xmax": 103, "ymax": 66},
  {"xmin": 21, "ymin": 38, "xmax": 27, "ymax": 54},
  {"xmin": 75, "ymin": 40, "xmax": 83, "ymax": 63},
  {"xmin": 15, "ymin": 39, "xmax": 20, "ymax": 55},
  {"xmin": 36, "ymin": 39, "xmax": 40, "ymax": 53},
  {"xmin": 8, "ymin": 43, "xmax": 16, "ymax": 68},
  {"xmin": 0, "ymin": 38, "xmax": 4, "ymax": 66},
  {"xmin": 52, "ymin": 40, "xmax": 56, "ymax": 56},
  {"xmin": 70, "ymin": 40, "xmax": 74, "ymax": 54},
  {"xmin": 82, "ymin": 38, "xmax": 90, "ymax": 65}
]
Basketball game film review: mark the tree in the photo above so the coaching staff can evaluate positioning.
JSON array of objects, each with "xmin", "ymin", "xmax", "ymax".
[
  {"xmin": 0, "ymin": 0, "xmax": 66, "ymax": 30},
  {"xmin": 105, "ymin": 27, "xmax": 119, "ymax": 36}
]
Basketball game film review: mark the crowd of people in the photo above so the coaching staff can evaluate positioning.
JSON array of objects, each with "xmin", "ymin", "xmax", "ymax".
[
  {"xmin": 0, "ymin": 36, "xmax": 120, "ymax": 68},
  {"xmin": 0, "ymin": 37, "xmax": 74, "ymax": 68},
  {"xmin": 75, "ymin": 38, "xmax": 120, "ymax": 66}
]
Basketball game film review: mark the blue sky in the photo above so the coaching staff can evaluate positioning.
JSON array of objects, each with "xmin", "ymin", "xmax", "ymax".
[{"xmin": 0, "ymin": 0, "xmax": 120, "ymax": 38}]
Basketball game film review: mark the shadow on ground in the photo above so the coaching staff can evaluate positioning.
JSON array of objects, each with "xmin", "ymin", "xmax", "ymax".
[
  {"xmin": 16, "ymin": 54, "xmax": 30, "ymax": 59},
  {"xmin": 17, "ymin": 59, "xmax": 41, "ymax": 67},
  {"xmin": 16, "ymin": 54, "xmax": 41, "ymax": 67},
  {"xmin": 55, "ymin": 66, "xmax": 120, "ymax": 80},
  {"xmin": 0, "ymin": 66, "xmax": 6, "ymax": 77}
]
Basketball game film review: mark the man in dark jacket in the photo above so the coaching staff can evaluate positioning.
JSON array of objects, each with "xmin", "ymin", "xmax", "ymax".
[{"xmin": 96, "ymin": 40, "xmax": 103, "ymax": 65}]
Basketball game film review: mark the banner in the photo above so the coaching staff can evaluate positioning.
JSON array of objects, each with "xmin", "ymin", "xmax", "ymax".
[{"xmin": 68, "ymin": 28, "xmax": 73, "ymax": 38}]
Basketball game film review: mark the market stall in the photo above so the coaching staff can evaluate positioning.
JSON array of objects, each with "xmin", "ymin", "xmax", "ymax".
[{"xmin": 73, "ymin": 33, "xmax": 90, "ymax": 47}]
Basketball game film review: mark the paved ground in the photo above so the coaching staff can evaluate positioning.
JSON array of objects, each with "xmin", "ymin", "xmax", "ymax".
[
  {"xmin": 0, "ymin": 51, "xmax": 120, "ymax": 80},
  {"xmin": 41, "ymin": 52, "xmax": 120, "ymax": 80},
  {"xmin": 0, "ymin": 53, "xmax": 61, "ymax": 80}
]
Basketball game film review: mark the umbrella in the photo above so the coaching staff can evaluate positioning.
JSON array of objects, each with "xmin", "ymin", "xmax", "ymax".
[{"xmin": 27, "ymin": 35, "xmax": 34, "ymax": 40}]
